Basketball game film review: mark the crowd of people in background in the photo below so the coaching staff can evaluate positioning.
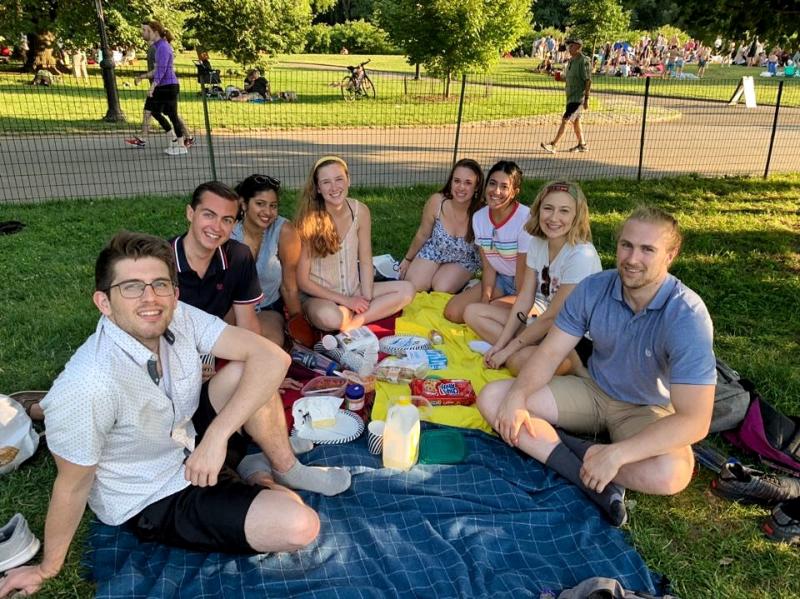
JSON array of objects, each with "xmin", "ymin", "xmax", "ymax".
[{"xmin": 530, "ymin": 33, "xmax": 799, "ymax": 80}]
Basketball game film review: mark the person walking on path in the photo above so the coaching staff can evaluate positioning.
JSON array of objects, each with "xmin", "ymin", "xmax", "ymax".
[
  {"xmin": 126, "ymin": 23, "xmax": 191, "ymax": 151},
  {"xmin": 541, "ymin": 37, "xmax": 592, "ymax": 154},
  {"xmin": 145, "ymin": 21, "xmax": 189, "ymax": 156}
]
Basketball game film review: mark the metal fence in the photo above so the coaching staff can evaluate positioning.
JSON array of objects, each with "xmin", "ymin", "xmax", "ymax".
[{"xmin": 1, "ymin": 64, "xmax": 798, "ymax": 203}]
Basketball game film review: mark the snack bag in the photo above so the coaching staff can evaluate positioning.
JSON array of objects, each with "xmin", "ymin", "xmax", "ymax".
[
  {"xmin": 409, "ymin": 378, "xmax": 477, "ymax": 406},
  {"xmin": 374, "ymin": 355, "xmax": 429, "ymax": 384}
]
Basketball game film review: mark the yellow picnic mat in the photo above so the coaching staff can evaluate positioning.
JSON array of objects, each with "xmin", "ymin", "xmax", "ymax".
[{"xmin": 372, "ymin": 292, "xmax": 514, "ymax": 434}]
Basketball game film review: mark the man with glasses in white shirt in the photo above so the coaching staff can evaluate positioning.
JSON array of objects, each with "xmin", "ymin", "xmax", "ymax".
[{"xmin": 0, "ymin": 232, "xmax": 350, "ymax": 597}]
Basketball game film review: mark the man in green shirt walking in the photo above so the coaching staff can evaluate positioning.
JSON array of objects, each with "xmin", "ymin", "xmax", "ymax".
[{"xmin": 541, "ymin": 37, "xmax": 592, "ymax": 154}]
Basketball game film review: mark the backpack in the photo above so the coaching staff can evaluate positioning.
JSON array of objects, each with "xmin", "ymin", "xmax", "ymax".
[
  {"xmin": 724, "ymin": 395, "xmax": 800, "ymax": 474},
  {"xmin": 0, "ymin": 395, "xmax": 40, "ymax": 476},
  {"xmin": 710, "ymin": 358, "xmax": 752, "ymax": 433}
]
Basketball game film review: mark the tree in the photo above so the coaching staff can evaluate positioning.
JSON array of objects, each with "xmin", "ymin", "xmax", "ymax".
[
  {"xmin": 184, "ymin": 0, "xmax": 311, "ymax": 67},
  {"xmin": 670, "ymin": 0, "xmax": 799, "ymax": 45},
  {"xmin": 0, "ymin": 0, "xmax": 183, "ymax": 72},
  {"xmin": 531, "ymin": 0, "xmax": 571, "ymax": 30},
  {"xmin": 377, "ymin": 0, "xmax": 530, "ymax": 96},
  {"xmin": 568, "ymin": 0, "xmax": 630, "ymax": 58}
]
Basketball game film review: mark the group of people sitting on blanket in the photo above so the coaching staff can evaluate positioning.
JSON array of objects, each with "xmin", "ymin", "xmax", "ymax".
[{"xmin": 1, "ymin": 156, "xmax": 728, "ymax": 596}]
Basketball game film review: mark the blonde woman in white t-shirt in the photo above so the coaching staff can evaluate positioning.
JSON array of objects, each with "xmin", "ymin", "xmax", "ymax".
[{"xmin": 464, "ymin": 181, "xmax": 600, "ymax": 375}]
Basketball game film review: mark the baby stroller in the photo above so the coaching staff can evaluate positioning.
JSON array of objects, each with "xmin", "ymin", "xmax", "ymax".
[{"xmin": 194, "ymin": 59, "xmax": 225, "ymax": 99}]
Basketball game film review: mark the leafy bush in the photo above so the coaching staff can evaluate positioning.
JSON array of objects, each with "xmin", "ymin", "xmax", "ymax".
[
  {"xmin": 330, "ymin": 20, "xmax": 398, "ymax": 54},
  {"xmin": 306, "ymin": 23, "xmax": 333, "ymax": 53}
]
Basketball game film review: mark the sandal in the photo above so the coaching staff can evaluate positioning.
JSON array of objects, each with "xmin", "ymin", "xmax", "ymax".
[{"xmin": 8, "ymin": 391, "xmax": 47, "ymax": 421}]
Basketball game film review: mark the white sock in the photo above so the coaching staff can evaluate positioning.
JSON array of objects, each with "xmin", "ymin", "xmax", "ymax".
[{"xmin": 273, "ymin": 460, "xmax": 351, "ymax": 496}]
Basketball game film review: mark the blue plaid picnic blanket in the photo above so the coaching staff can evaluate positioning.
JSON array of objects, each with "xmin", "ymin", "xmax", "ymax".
[{"xmin": 86, "ymin": 426, "xmax": 663, "ymax": 598}]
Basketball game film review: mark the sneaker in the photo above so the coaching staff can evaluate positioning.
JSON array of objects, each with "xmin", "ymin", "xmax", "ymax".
[
  {"xmin": 165, "ymin": 145, "xmax": 188, "ymax": 156},
  {"xmin": 540, "ymin": 142, "xmax": 556, "ymax": 154},
  {"xmin": 568, "ymin": 144, "xmax": 589, "ymax": 153},
  {"xmin": 184, "ymin": 136, "xmax": 194, "ymax": 148},
  {"xmin": 710, "ymin": 461, "xmax": 800, "ymax": 506},
  {"xmin": 0, "ymin": 514, "xmax": 41, "ymax": 572},
  {"xmin": 124, "ymin": 136, "xmax": 146, "ymax": 148},
  {"xmin": 763, "ymin": 501, "xmax": 800, "ymax": 544}
]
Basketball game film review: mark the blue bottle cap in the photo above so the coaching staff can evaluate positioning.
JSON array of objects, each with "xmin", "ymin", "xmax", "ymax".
[{"xmin": 345, "ymin": 384, "xmax": 365, "ymax": 399}]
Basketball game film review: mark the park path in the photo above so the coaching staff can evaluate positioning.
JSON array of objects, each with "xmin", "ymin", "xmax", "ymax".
[{"xmin": 1, "ymin": 91, "xmax": 798, "ymax": 203}]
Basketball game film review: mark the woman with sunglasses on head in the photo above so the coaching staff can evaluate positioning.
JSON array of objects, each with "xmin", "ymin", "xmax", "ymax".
[
  {"xmin": 443, "ymin": 160, "xmax": 531, "ymax": 323},
  {"xmin": 399, "ymin": 158, "xmax": 484, "ymax": 292},
  {"xmin": 231, "ymin": 174, "xmax": 302, "ymax": 346},
  {"xmin": 295, "ymin": 156, "xmax": 416, "ymax": 332},
  {"xmin": 465, "ymin": 181, "xmax": 600, "ymax": 375}
]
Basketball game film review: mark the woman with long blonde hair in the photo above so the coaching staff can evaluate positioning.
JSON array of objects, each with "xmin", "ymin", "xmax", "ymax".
[
  {"xmin": 464, "ymin": 180, "xmax": 601, "ymax": 374},
  {"xmin": 295, "ymin": 156, "xmax": 415, "ymax": 332}
]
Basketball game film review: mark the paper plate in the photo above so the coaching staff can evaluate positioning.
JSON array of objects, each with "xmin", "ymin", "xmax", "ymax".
[
  {"xmin": 379, "ymin": 335, "xmax": 431, "ymax": 356},
  {"xmin": 291, "ymin": 409, "xmax": 364, "ymax": 445}
]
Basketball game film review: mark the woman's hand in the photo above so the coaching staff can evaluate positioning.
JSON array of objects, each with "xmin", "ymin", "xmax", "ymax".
[
  {"xmin": 484, "ymin": 344, "xmax": 511, "ymax": 369},
  {"xmin": 398, "ymin": 258, "xmax": 410, "ymax": 279},
  {"xmin": 345, "ymin": 295, "xmax": 370, "ymax": 314}
]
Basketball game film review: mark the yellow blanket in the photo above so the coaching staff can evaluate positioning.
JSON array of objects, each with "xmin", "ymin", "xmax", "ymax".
[{"xmin": 372, "ymin": 292, "xmax": 513, "ymax": 434}]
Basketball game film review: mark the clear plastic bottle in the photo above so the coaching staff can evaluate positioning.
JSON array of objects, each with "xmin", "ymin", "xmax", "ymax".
[
  {"xmin": 289, "ymin": 343, "xmax": 341, "ymax": 376},
  {"xmin": 382, "ymin": 397, "xmax": 420, "ymax": 470}
]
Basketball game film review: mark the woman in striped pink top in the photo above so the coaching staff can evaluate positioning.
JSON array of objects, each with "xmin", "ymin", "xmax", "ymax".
[{"xmin": 444, "ymin": 161, "xmax": 531, "ymax": 323}]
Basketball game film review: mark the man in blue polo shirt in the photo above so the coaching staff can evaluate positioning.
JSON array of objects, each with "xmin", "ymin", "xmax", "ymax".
[
  {"xmin": 170, "ymin": 181, "xmax": 263, "ymax": 334},
  {"xmin": 477, "ymin": 206, "xmax": 716, "ymax": 526}
]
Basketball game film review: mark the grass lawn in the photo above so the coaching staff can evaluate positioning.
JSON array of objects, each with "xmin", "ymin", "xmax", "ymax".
[
  {"xmin": 277, "ymin": 54, "xmax": 800, "ymax": 106},
  {"xmin": 2, "ymin": 52, "xmax": 795, "ymax": 134},
  {"xmin": 1, "ymin": 174, "xmax": 799, "ymax": 598}
]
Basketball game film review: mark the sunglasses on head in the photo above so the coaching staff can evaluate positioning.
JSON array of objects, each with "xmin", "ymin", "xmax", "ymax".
[{"xmin": 251, "ymin": 174, "xmax": 281, "ymax": 190}]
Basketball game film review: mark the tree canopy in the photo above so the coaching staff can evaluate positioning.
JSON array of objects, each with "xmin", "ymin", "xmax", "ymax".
[
  {"xmin": 568, "ymin": 0, "xmax": 630, "ymax": 53},
  {"xmin": 377, "ymin": 0, "xmax": 530, "ymax": 80},
  {"xmin": 184, "ymin": 0, "xmax": 311, "ymax": 67}
]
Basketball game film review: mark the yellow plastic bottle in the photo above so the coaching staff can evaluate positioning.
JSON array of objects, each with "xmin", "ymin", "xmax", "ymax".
[{"xmin": 382, "ymin": 397, "xmax": 420, "ymax": 470}]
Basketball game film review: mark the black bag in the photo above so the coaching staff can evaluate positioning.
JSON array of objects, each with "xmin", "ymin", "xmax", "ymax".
[{"xmin": 710, "ymin": 359, "xmax": 752, "ymax": 433}]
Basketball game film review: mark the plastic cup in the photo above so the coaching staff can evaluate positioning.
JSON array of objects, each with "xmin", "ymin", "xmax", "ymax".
[{"xmin": 367, "ymin": 420, "xmax": 385, "ymax": 455}]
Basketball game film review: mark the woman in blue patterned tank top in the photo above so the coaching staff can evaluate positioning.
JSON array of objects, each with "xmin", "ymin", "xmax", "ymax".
[{"xmin": 399, "ymin": 158, "xmax": 483, "ymax": 293}]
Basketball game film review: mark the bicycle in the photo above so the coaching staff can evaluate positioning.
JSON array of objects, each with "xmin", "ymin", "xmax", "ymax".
[{"xmin": 341, "ymin": 60, "xmax": 376, "ymax": 101}]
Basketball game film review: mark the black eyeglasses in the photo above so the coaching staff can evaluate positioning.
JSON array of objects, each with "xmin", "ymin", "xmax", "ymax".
[
  {"xmin": 107, "ymin": 278, "xmax": 175, "ymax": 299},
  {"xmin": 490, "ymin": 227, "xmax": 498, "ymax": 250},
  {"xmin": 540, "ymin": 265, "xmax": 551, "ymax": 297},
  {"xmin": 251, "ymin": 175, "xmax": 281, "ymax": 190}
]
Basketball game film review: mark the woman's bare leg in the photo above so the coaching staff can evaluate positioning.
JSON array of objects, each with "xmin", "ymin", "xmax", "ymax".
[
  {"xmin": 431, "ymin": 263, "xmax": 473, "ymax": 294},
  {"xmin": 463, "ymin": 303, "xmax": 515, "ymax": 343}
]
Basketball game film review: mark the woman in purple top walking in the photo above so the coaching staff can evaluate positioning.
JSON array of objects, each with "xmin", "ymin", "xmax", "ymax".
[{"xmin": 147, "ymin": 21, "xmax": 188, "ymax": 156}]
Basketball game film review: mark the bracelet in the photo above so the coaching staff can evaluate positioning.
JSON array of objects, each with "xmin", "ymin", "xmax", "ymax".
[{"xmin": 404, "ymin": 255, "xmax": 414, "ymax": 261}]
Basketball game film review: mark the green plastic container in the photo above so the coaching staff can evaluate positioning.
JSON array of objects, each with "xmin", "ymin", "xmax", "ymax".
[{"xmin": 419, "ymin": 429, "xmax": 467, "ymax": 465}]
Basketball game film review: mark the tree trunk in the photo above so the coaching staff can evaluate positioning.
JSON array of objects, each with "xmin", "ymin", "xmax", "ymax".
[
  {"xmin": 414, "ymin": 63, "xmax": 420, "ymax": 80},
  {"xmin": 444, "ymin": 72, "xmax": 451, "ymax": 99},
  {"xmin": 22, "ymin": 31, "xmax": 59, "ymax": 73}
]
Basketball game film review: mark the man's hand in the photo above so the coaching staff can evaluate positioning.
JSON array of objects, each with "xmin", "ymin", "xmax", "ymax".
[
  {"xmin": 580, "ymin": 443, "xmax": 624, "ymax": 493},
  {"xmin": 279, "ymin": 377, "xmax": 303, "ymax": 395},
  {"xmin": 494, "ymin": 397, "xmax": 534, "ymax": 446},
  {"xmin": 184, "ymin": 436, "xmax": 227, "ymax": 487},
  {"xmin": 0, "ymin": 564, "xmax": 51, "ymax": 598}
]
